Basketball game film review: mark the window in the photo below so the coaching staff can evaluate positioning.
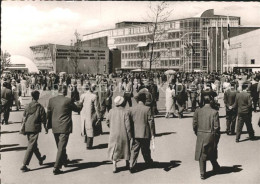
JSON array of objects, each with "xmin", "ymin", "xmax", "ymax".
[{"xmin": 251, "ymin": 59, "xmax": 255, "ymax": 64}]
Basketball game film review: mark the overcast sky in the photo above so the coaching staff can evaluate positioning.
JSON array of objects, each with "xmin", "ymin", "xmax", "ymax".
[{"xmin": 2, "ymin": 1, "xmax": 260, "ymax": 59}]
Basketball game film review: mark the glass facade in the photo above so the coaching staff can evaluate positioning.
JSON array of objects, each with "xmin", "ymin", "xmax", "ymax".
[{"xmin": 83, "ymin": 10, "xmax": 240, "ymax": 71}]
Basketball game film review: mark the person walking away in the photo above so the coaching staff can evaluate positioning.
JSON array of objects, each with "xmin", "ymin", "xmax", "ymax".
[
  {"xmin": 175, "ymin": 79, "xmax": 188, "ymax": 118},
  {"xmin": 46, "ymin": 85, "xmax": 80, "ymax": 175},
  {"xmin": 165, "ymin": 84, "xmax": 176, "ymax": 118},
  {"xmin": 20, "ymin": 91, "xmax": 48, "ymax": 172},
  {"xmin": 1, "ymin": 82, "xmax": 12, "ymax": 125},
  {"xmin": 149, "ymin": 78, "xmax": 159, "ymax": 115},
  {"xmin": 250, "ymin": 77, "xmax": 259, "ymax": 112},
  {"xmin": 223, "ymin": 82, "xmax": 238, "ymax": 135},
  {"xmin": 129, "ymin": 93, "xmax": 155, "ymax": 173},
  {"xmin": 193, "ymin": 95, "xmax": 221, "ymax": 180},
  {"xmin": 79, "ymin": 84, "xmax": 102, "ymax": 149},
  {"xmin": 230, "ymin": 83, "xmax": 255, "ymax": 142},
  {"xmin": 106, "ymin": 96, "xmax": 132, "ymax": 173}
]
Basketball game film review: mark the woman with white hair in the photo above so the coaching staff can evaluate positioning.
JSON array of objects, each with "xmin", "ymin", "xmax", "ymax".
[{"xmin": 106, "ymin": 96, "xmax": 132, "ymax": 173}]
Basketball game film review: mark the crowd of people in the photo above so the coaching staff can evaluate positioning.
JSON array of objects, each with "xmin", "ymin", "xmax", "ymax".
[{"xmin": 1, "ymin": 70, "xmax": 260, "ymax": 179}]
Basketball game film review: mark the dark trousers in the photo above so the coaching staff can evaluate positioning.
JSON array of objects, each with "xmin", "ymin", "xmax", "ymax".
[
  {"xmin": 84, "ymin": 136, "xmax": 93, "ymax": 148},
  {"xmin": 176, "ymin": 102, "xmax": 185, "ymax": 117},
  {"xmin": 130, "ymin": 138, "xmax": 153, "ymax": 169},
  {"xmin": 23, "ymin": 133, "xmax": 42, "ymax": 165},
  {"xmin": 236, "ymin": 113, "xmax": 255, "ymax": 141},
  {"xmin": 226, "ymin": 109, "xmax": 237, "ymax": 134},
  {"xmin": 124, "ymin": 95, "xmax": 132, "ymax": 107},
  {"xmin": 54, "ymin": 133, "xmax": 69, "ymax": 169},
  {"xmin": 190, "ymin": 97, "xmax": 197, "ymax": 111},
  {"xmin": 1, "ymin": 105, "xmax": 10, "ymax": 124},
  {"xmin": 152, "ymin": 101, "xmax": 159, "ymax": 115},
  {"xmin": 199, "ymin": 158, "xmax": 220, "ymax": 176},
  {"xmin": 252, "ymin": 99, "xmax": 258, "ymax": 112}
]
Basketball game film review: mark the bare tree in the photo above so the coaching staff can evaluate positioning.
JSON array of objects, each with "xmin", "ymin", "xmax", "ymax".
[
  {"xmin": 146, "ymin": 1, "xmax": 173, "ymax": 71},
  {"xmin": 1, "ymin": 50, "xmax": 11, "ymax": 73},
  {"xmin": 68, "ymin": 30, "xmax": 81, "ymax": 74}
]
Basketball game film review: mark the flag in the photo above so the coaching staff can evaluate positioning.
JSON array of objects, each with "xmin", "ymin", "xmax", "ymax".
[{"xmin": 227, "ymin": 16, "xmax": 230, "ymax": 47}]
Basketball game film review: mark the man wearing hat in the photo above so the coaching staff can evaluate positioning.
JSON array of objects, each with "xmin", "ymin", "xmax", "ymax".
[
  {"xmin": 107, "ymin": 96, "xmax": 132, "ymax": 173},
  {"xmin": 193, "ymin": 95, "xmax": 221, "ymax": 179},
  {"xmin": 129, "ymin": 93, "xmax": 155, "ymax": 173}
]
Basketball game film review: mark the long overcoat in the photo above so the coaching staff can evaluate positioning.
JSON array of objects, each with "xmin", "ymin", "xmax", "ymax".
[
  {"xmin": 193, "ymin": 104, "xmax": 220, "ymax": 161},
  {"xmin": 106, "ymin": 107, "xmax": 132, "ymax": 161},
  {"xmin": 80, "ymin": 91, "xmax": 101, "ymax": 137}
]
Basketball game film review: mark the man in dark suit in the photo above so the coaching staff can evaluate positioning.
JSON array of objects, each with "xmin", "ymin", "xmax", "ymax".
[
  {"xmin": 21, "ymin": 91, "xmax": 47, "ymax": 172},
  {"xmin": 129, "ymin": 93, "xmax": 155, "ymax": 173},
  {"xmin": 224, "ymin": 82, "xmax": 238, "ymax": 135},
  {"xmin": 175, "ymin": 78, "xmax": 188, "ymax": 118},
  {"xmin": 1, "ymin": 81, "xmax": 12, "ymax": 125},
  {"xmin": 231, "ymin": 83, "xmax": 255, "ymax": 142},
  {"xmin": 250, "ymin": 78, "xmax": 258, "ymax": 112},
  {"xmin": 149, "ymin": 78, "xmax": 159, "ymax": 115},
  {"xmin": 193, "ymin": 95, "xmax": 221, "ymax": 180},
  {"xmin": 47, "ymin": 85, "xmax": 79, "ymax": 175}
]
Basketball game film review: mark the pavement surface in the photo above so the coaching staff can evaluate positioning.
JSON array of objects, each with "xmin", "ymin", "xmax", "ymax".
[{"xmin": 1, "ymin": 84, "xmax": 260, "ymax": 184}]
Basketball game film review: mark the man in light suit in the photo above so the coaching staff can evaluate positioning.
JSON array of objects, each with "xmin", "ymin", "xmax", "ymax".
[
  {"xmin": 193, "ymin": 95, "xmax": 221, "ymax": 180},
  {"xmin": 47, "ymin": 85, "xmax": 79, "ymax": 175},
  {"xmin": 129, "ymin": 93, "xmax": 155, "ymax": 173}
]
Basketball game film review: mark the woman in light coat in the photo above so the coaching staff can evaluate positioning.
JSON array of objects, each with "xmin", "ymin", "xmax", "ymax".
[
  {"xmin": 106, "ymin": 96, "xmax": 132, "ymax": 173},
  {"xmin": 79, "ymin": 84, "xmax": 101, "ymax": 149},
  {"xmin": 165, "ymin": 84, "xmax": 176, "ymax": 118}
]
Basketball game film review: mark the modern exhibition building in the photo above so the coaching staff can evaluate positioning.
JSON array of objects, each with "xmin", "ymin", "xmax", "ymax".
[
  {"xmin": 224, "ymin": 29, "xmax": 260, "ymax": 73},
  {"xmin": 82, "ymin": 9, "xmax": 259, "ymax": 73},
  {"xmin": 30, "ymin": 43, "xmax": 109, "ymax": 74}
]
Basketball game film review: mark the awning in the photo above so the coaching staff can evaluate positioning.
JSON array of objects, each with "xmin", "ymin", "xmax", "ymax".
[{"xmin": 137, "ymin": 42, "xmax": 149, "ymax": 48}]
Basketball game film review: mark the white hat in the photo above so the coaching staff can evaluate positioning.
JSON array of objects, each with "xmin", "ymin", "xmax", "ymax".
[{"xmin": 114, "ymin": 96, "xmax": 124, "ymax": 106}]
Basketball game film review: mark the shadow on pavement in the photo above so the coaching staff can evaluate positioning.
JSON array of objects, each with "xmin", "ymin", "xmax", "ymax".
[
  {"xmin": 62, "ymin": 160, "xmax": 111, "ymax": 174},
  {"xmin": 133, "ymin": 160, "xmax": 182, "ymax": 173},
  {"xmin": 92, "ymin": 143, "xmax": 108, "ymax": 149},
  {"xmin": 0, "ymin": 146, "xmax": 27, "ymax": 152},
  {"xmin": 239, "ymin": 136, "xmax": 260, "ymax": 142},
  {"xmin": 0, "ymin": 130, "xmax": 20, "ymax": 134},
  {"xmin": 155, "ymin": 132, "xmax": 176, "ymax": 137},
  {"xmin": 102, "ymin": 132, "xmax": 110, "ymax": 135},
  {"xmin": 206, "ymin": 165, "xmax": 243, "ymax": 179},
  {"xmin": 0, "ymin": 144, "xmax": 19, "ymax": 149},
  {"xmin": 31, "ymin": 159, "xmax": 83, "ymax": 171}
]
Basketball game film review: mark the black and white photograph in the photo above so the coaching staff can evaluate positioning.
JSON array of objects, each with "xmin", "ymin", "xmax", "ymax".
[{"xmin": 1, "ymin": 1, "xmax": 260, "ymax": 183}]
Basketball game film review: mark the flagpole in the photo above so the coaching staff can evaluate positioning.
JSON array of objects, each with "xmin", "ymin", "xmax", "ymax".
[
  {"xmin": 227, "ymin": 16, "xmax": 229, "ymax": 72},
  {"xmin": 221, "ymin": 19, "xmax": 223, "ymax": 74},
  {"xmin": 211, "ymin": 25, "xmax": 213, "ymax": 72},
  {"xmin": 216, "ymin": 22, "xmax": 218, "ymax": 73},
  {"xmin": 191, "ymin": 34, "xmax": 193, "ymax": 72},
  {"xmin": 207, "ymin": 26, "xmax": 209, "ymax": 73}
]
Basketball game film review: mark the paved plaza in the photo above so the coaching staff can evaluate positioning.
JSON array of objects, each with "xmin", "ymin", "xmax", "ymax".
[{"xmin": 1, "ymin": 86, "xmax": 260, "ymax": 184}]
